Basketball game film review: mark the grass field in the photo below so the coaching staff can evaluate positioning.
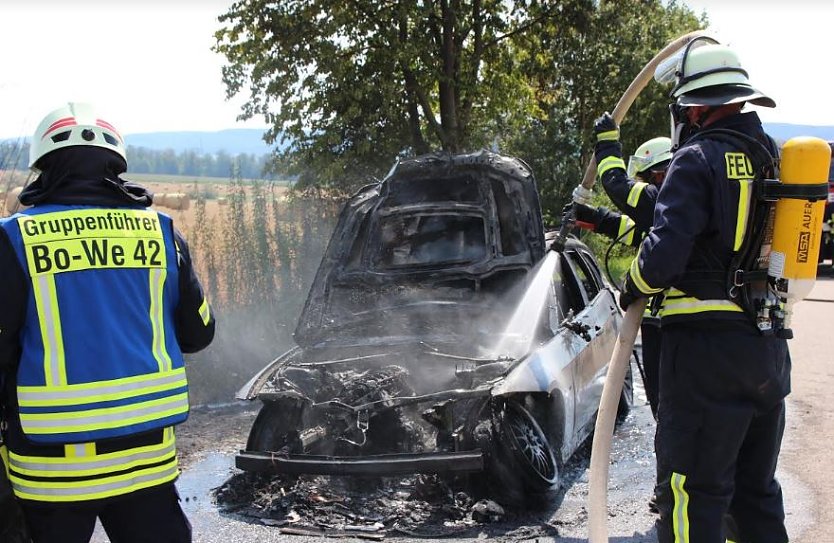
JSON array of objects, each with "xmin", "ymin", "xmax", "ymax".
[{"xmin": 123, "ymin": 172, "xmax": 293, "ymax": 187}]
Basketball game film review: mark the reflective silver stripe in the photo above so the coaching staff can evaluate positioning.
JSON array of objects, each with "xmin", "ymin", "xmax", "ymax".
[
  {"xmin": 20, "ymin": 394, "xmax": 188, "ymax": 430},
  {"xmin": 18, "ymin": 369, "xmax": 186, "ymax": 405},
  {"xmin": 149, "ymin": 268, "xmax": 172, "ymax": 372},
  {"xmin": 33, "ymin": 274, "xmax": 64, "ymax": 386},
  {"xmin": 11, "ymin": 441, "xmax": 175, "ymax": 474},
  {"xmin": 627, "ymin": 182, "xmax": 648, "ymax": 207},
  {"xmin": 11, "ymin": 463, "xmax": 179, "ymax": 500},
  {"xmin": 198, "ymin": 297, "xmax": 211, "ymax": 326},
  {"xmin": 671, "ymin": 472, "xmax": 690, "ymax": 542},
  {"xmin": 67, "ymin": 444, "xmax": 88, "ymax": 458}
]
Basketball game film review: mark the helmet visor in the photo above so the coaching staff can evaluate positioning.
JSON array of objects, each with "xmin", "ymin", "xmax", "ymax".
[{"xmin": 627, "ymin": 155, "xmax": 654, "ymax": 178}]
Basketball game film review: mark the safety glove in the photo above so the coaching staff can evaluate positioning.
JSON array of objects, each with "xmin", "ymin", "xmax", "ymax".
[
  {"xmin": 562, "ymin": 202, "xmax": 601, "ymax": 231},
  {"xmin": 593, "ymin": 112, "xmax": 620, "ymax": 143}
]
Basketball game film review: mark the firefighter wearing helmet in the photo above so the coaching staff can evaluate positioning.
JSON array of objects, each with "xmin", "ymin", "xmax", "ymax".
[
  {"xmin": 0, "ymin": 102, "xmax": 215, "ymax": 542},
  {"xmin": 567, "ymin": 129, "xmax": 673, "ymax": 421},
  {"xmin": 619, "ymin": 39, "xmax": 790, "ymax": 542}
]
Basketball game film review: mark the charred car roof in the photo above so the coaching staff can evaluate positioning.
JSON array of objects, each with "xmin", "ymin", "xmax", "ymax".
[{"xmin": 294, "ymin": 150, "xmax": 546, "ymax": 348}]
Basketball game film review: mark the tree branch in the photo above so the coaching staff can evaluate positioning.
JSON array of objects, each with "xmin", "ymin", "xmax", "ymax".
[{"xmin": 485, "ymin": 3, "xmax": 562, "ymax": 48}]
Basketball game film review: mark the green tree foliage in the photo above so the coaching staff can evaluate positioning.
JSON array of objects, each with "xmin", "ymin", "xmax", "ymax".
[
  {"xmin": 216, "ymin": 0, "xmax": 702, "ymax": 201},
  {"xmin": 504, "ymin": 0, "xmax": 704, "ymax": 222},
  {"xmin": 215, "ymin": 0, "xmax": 558, "ymax": 187}
]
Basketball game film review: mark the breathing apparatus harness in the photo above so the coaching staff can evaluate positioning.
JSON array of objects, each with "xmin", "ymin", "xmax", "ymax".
[{"xmin": 679, "ymin": 128, "xmax": 827, "ymax": 337}]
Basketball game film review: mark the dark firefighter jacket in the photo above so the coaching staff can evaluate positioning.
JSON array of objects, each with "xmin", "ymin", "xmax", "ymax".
[
  {"xmin": 592, "ymin": 137, "xmax": 661, "ymax": 322},
  {"xmin": 0, "ymin": 148, "xmax": 215, "ymax": 503},
  {"xmin": 628, "ymin": 111, "xmax": 774, "ymax": 324},
  {"xmin": 595, "ymin": 138, "xmax": 660, "ymax": 235}
]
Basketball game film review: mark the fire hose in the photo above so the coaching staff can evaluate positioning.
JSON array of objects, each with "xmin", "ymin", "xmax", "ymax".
[{"xmin": 585, "ymin": 31, "xmax": 710, "ymax": 543}]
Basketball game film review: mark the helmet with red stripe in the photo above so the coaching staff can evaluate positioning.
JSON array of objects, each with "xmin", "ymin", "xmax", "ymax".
[{"xmin": 29, "ymin": 102, "xmax": 126, "ymax": 170}]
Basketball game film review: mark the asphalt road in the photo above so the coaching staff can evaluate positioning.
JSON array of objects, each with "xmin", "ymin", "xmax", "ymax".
[{"xmin": 91, "ymin": 277, "xmax": 834, "ymax": 542}]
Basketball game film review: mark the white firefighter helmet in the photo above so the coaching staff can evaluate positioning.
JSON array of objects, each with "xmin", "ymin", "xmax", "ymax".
[
  {"xmin": 655, "ymin": 38, "xmax": 774, "ymax": 108},
  {"xmin": 29, "ymin": 102, "xmax": 126, "ymax": 170},
  {"xmin": 627, "ymin": 137, "xmax": 673, "ymax": 178}
]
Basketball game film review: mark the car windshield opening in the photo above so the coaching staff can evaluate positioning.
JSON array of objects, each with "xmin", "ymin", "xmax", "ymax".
[{"xmin": 373, "ymin": 214, "xmax": 486, "ymax": 269}]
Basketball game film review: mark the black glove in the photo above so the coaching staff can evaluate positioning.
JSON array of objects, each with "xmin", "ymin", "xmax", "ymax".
[
  {"xmin": 562, "ymin": 202, "xmax": 600, "ymax": 230},
  {"xmin": 593, "ymin": 112, "xmax": 619, "ymax": 143},
  {"xmin": 618, "ymin": 271, "xmax": 642, "ymax": 311}
]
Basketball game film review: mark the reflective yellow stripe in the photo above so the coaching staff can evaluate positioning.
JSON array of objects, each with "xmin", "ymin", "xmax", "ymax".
[
  {"xmin": 661, "ymin": 296, "xmax": 743, "ymax": 316},
  {"xmin": 64, "ymin": 443, "xmax": 95, "ymax": 458},
  {"xmin": 19, "ymin": 392, "xmax": 189, "ymax": 434},
  {"xmin": 671, "ymin": 472, "xmax": 690, "ymax": 543},
  {"xmin": 32, "ymin": 274, "xmax": 66, "ymax": 386},
  {"xmin": 627, "ymin": 182, "xmax": 649, "ymax": 208},
  {"xmin": 10, "ymin": 458, "xmax": 178, "ymax": 502},
  {"xmin": 597, "ymin": 129, "xmax": 619, "ymax": 141},
  {"xmin": 618, "ymin": 216, "xmax": 636, "ymax": 245},
  {"xmin": 597, "ymin": 156, "xmax": 626, "ymax": 178},
  {"xmin": 734, "ymin": 179, "xmax": 753, "ymax": 252},
  {"xmin": 149, "ymin": 268, "xmax": 172, "ymax": 372},
  {"xmin": 10, "ymin": 428, "xmax": 178, "ymax": 502},
  {"xmin": 198, "ymin": 297, "xmax": 211, "ymax": 326},
  {"xmin": 629, "ymin": 255, "xmax": 663, "ymax": 295},
  {"xmin": 0, "ymin": 444, "xmax": 9, "ymax": 479},
  {"xmin": 18, "ymin": 367, "xmax": 187, "ymax": 407},
  {"xmin": 11, "ymin": 432, "xmax": 175, "ymax": 478}
]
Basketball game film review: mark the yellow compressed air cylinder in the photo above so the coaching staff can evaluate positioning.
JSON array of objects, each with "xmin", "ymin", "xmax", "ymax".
[{"xmin": 768, "ymin": 137, "xmax": 830, "ymax": 312}]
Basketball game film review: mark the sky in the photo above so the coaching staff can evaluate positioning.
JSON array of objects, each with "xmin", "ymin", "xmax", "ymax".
[{"xmin": 1, "ymin": 1, "xmax": 834, "ymax": 139}]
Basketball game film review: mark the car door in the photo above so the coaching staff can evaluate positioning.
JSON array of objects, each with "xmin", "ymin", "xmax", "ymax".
[{"xmin": 562, "ymin": 249, "xmax": 619, "ymax": 441}]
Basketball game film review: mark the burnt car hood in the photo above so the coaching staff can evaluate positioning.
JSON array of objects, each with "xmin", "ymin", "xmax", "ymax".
[{"xmin": 294, "ymin": 151, "xmax": 546, "ymax": 348}]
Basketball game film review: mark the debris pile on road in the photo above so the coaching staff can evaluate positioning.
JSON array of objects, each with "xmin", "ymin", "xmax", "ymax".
[{"xmin": 213, "ymin": 471, "xmax": 507, "ymax": 538}]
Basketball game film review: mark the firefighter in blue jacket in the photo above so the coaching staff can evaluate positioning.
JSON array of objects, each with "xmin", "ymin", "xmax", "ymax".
[
  {"xmin": 0, "ymin": 103, "xmax": 215, "ymax": 543},
  {"xmin": 620, "ymin": 41, "xmax": 790, "ymax": 542},
  {"xmin": 570, "ymin": 130, "xmax": 672, "ymax": 419}
]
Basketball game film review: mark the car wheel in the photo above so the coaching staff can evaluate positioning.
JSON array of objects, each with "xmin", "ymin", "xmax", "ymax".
[
  {"xmin": 490, "ymin": 401, "xmax": 558, "ymax": 507},
  {"xmin": 246, "ymin": 400, "xmax": 303, "ymax": 453},
  {"xmin": 617, "ymin": 354, "xmax": 635, "ymax": 420}
]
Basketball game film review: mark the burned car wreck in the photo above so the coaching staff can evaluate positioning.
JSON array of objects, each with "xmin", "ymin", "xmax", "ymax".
[{"xmin": 236, "ymin": 151, "xmax": 632, "ymax": 506}]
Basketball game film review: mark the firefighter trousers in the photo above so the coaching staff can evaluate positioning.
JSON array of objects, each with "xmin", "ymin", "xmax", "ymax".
[
  {"xmin": 19, "ymin": 483, "xmax": 191, "ymax": 543},
  {"xmin": 640, "ymin": 320, "xmax": 662, "ymax": 420},
  {"xmin": 654, "ymin": 321, "xmax": 790, "ymax": 543}
]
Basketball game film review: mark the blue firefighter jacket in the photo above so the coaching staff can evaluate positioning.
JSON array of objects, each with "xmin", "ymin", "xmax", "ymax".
[
  {"xmin": 0, "ymin": 175, "xmax": 215, "ymax": 503},
  {"xmin": 2, "ymin": 205, "xmax": 191, "ymax": 444}
]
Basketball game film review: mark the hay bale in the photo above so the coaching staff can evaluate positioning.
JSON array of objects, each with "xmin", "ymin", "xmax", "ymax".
[
  {"xmin": 164, "ymin": 193, "xmax": 190, "ymax": 211},
  {"xmin": 217, "ymin": 197, "xmax": 228, "ymax": 206}
]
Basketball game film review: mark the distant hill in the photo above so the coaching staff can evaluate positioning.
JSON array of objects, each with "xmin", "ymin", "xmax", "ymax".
[
  {"xmin": 124, "ymin": 128, "xmax": 277, "ymax": 156},
  {"xmin": 763, "ymin": 123, "xmax": 834, "ymax": 143}
]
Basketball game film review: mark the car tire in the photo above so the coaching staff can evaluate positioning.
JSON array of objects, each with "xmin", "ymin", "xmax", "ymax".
[
  {"xmin": 246, "ymin": 400, "xmax": 303, "ymax": 453},
  {"xmin": 489, "ymin": 401, "xmax": 559, "ymax": 508},
  {"xmin": 617, "ymin": 354, "xmax": 635, "ymax": 420}
]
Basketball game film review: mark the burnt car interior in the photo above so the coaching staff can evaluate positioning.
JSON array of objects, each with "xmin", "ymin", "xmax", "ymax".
[{"xmin": 236, "ymin": 151, "xmax": 631, "ymax": 508}]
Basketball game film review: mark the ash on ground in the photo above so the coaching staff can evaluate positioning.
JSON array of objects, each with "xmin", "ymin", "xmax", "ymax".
[{"xmin": 213, "ymin": 472, "xmax": 526, "ymax": 539}]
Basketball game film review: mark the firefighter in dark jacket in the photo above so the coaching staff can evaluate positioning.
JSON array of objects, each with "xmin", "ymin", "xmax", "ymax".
[
  {"xmin": 0, "ymin": 102, "xmax": 216, "ymax": 543},
  {"xmin": 570, "ymin": 130, "xmax": 672, "ymax": 419},
  {"xmin": 620, "ymin": 41, "xmax": 790, "ymax": 543}
]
